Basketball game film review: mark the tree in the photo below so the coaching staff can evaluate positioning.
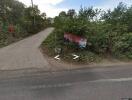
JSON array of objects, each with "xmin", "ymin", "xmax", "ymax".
[
  {"xmin": 41, "ymin": 12, "xmax": 46, "ymax": 19},
  {"xmin": 123, "ymin": 6, "xmax": 132, "ymax": 32},
  {"xmin": 102, "ymin": 2, "xmax": 128, "ymax": 33},
  {"xmin": 79, "ymin": 7, "xmax": 98, "ymax": 21},
  {"xmin": 24, "ymin": 5, "xmax": 47, "ymax": 33},
  {"xmin": 59, "ymin": 11, "xmax": 67, "ymax": 17},
  {"xmin": 67, "ymin": 9, "xmax": 76, "ymax": 18},
  {"xmin": 0, "ymin": 0, "xmax": 25, "ymax": 24}
]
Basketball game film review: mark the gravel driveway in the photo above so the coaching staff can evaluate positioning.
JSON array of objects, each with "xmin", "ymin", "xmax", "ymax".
[{"xmin": 0, "ymin": 28, "xmax": 54, "ymax": 70}]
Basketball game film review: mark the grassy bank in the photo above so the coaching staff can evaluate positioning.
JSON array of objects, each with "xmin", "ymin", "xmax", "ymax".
[
  {"xmin": 41, "ymin": 29, "xmax": 131, "ymax": 64},
  {"xmin": 41, "ymin": 3, "xmax": 132, "ymax": 64},
  {"xmin": 41, "ymin": 29, "xmax": 102, "ymax": 64},
  {"xmin": 0, "ymin": 32, "xmax": 22, "ymax": 48}
]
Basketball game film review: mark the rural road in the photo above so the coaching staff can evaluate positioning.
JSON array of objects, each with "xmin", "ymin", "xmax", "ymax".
[
  {"xmin": 0, "ymin": 27, "xmax": 132, "ymax": 100},
  {"xmin": 0, "ymin": 65, "xmax": 132, "ymax": 100},
  {"xmin": 0, "ymin": 28, "xmax": 54, "ymax": 70}
]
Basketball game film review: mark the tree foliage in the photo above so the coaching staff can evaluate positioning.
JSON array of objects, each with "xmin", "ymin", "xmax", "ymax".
[
  {"xmin": 0, "ymin": 0, "xmax": 51, "ymax": 47},
  {"xmin": 53, "ymin": 2, "xmax": 132, "ymax": 59}
]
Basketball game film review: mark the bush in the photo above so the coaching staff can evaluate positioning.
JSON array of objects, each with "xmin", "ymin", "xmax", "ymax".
[
  {"xmin": 78, "ymin": 51, "xmax": 101, "ymax": 63},
  {"xmin": 112, "ymin": 33, "xmax": 132, "ymax": 59},
  {"xmin": 42, "ymin": 4, "xmax": 132, "ymax": 63}
]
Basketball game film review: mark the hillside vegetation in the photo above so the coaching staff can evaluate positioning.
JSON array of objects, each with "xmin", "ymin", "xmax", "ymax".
[
  {"xmin": 42, "ymin": 2, "xmax": 132, "ymax": 63},
  {"xmin": 0, "ymin": 0, "xmax": 51, "ymax": 47}
]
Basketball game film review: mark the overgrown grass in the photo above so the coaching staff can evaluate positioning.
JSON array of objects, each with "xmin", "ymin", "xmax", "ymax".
[
  {"xmin": 41, "ymin": 28, "xmax": 132, "ymax": 64},
  {"xmin": 0, "ymin": 27, "xmax": 48, "ymax": 48},
  {"xmin": 41, "ymin": 29, "xmax": 101, "ymax": 64},
  {"xmin": 0, "ymin": 32, "xmax": 22, "ymax": 48}
]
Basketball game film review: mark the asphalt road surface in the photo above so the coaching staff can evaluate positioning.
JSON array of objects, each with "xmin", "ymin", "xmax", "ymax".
[
  {"xmin": 0, "ymin": 28, "xmax": 54, "ymax": 70},
  {"xmin": 0, "ymin": 65, "xmax": 132, "ymax": 100}
]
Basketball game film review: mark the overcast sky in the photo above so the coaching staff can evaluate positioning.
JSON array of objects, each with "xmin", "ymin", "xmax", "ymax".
[{"xmin": 18, "ymin": 0, "xmax": 132, "ymax": 18}]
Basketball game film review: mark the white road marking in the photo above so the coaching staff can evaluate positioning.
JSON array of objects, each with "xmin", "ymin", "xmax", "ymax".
[
  {"xmin": 72, "ymin": 54, "xmax": 79, "ymax": 60},
  {"xmin": 54, "ymin": 55, "xmax": 60, "ymax": 60},
  {"xmin": 30, "ymin": 83, "xmax": 72, "ymax": 89},
  {"xmin": 91, "ymin": 77, "xmax": 132, "ymax": 83},
  {"xmin": 30, "ymin": 77, "xmax": 132, "ymax": 89}
]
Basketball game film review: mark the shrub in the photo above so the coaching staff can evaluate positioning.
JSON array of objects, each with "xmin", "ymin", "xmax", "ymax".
[{"xmin": 112, "ymin": 33, "xmax": 132, "ymax": 59}]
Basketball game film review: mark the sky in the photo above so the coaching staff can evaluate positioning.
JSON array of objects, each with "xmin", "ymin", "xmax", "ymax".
[{"xmin": 18, "ymin": 0, "xmax": 132, "ymax": 18}]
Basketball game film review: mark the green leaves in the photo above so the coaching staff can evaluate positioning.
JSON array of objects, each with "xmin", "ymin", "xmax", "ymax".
[
  {"xmin": 0, "ymin": 0, "xmax": 51, "ymax": 48},
  {"xmin": 111, "ymin": 33, "xmax": 132, "ymax": 59},
  {"xmin": 53, "ymin": 2, "xmax": 132, "ymax": 60}
]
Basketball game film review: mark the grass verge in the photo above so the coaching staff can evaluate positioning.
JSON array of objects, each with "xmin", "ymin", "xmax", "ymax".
[{"xmin": 41, "ymin": 29, "xmax": 102, "ymax": 64}]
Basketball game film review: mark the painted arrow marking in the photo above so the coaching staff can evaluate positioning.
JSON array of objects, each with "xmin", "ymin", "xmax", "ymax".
[
  {"xmin": 72, "ymin": 54, "xmax": 79, "ymax": 60},
  {"xmin": 54, "ymin": 55, "xmax": 60, "ymax": 60}
]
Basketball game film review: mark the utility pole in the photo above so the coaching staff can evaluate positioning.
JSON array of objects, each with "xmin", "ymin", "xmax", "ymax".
[{"xmin": 31, "ymin": 0, "xmax": 35, "ymax": 26}]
